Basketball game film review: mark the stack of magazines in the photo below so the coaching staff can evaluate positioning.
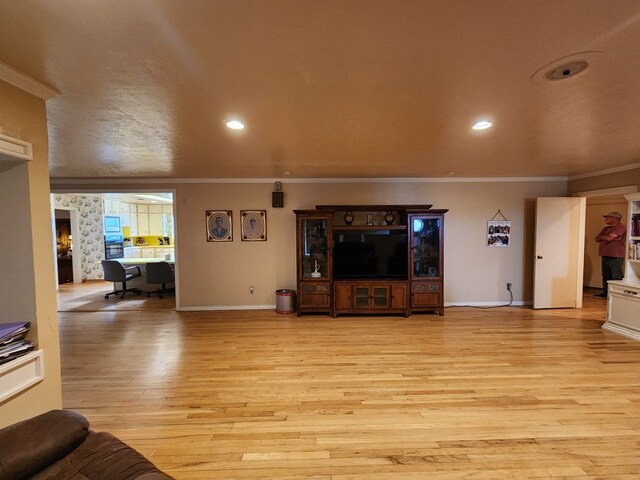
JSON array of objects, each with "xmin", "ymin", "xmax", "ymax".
[{"xmin": 0, "ymin": 322, "xmax": 34, "ymax": 366}]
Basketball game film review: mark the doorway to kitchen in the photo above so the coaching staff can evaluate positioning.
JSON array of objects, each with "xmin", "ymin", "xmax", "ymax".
[{"xmin": 51, "ymin": 190, "xmax": 178, "ymax": 312}]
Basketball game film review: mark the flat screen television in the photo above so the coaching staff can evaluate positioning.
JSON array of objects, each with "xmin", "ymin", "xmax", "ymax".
[{"xmin": 333, "ymin": 230, "xmax": 407, "ymax": 279}]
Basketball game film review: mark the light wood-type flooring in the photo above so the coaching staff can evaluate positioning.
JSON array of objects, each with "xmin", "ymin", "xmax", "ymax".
[{"xmin": 58, "ymin": 283, "xmax": 640, "ymax": 479}]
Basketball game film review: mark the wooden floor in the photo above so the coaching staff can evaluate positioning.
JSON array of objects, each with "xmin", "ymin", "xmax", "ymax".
[{"xmin": 58, "ymin": 284, "xmax": 640, "ymax": 479}]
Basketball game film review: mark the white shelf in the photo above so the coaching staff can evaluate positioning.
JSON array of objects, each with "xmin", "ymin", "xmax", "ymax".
[{"xmin": 0, "ymin": 350, "xmax": 44, "ymax": 403}]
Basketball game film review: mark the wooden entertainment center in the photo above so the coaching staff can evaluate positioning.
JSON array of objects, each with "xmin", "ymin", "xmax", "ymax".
[{"xmin": 294, "ymin": 205, "xmax": 447, "ymax": 317}]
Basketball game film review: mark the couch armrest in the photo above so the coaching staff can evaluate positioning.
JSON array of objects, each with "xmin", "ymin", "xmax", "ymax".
[{"xmin": 0, "ymin": 410, "xmax": 89, "ymax": 480}]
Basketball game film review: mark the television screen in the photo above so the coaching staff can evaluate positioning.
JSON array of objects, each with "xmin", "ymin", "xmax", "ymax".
[{"xmin": 333, "ymin": 230, "xmax": 407, "ymax": 279}]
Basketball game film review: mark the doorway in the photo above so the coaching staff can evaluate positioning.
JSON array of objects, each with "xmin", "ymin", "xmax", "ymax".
[
  {"xmin": 574, "ymin": 186, "xmax": 638, "ymax": 292},
  {"xmin": 584, "ymin": 195, "xmax": 628, "ymax": 289},
  {"xmin": 51, "ymin": 190, "xmax": 179, "ymax": 311}
]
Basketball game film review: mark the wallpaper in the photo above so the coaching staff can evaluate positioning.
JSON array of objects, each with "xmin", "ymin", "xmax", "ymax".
[{"xmin": 53, "ymin": 194, "xmax": 105, "ymax": 280}]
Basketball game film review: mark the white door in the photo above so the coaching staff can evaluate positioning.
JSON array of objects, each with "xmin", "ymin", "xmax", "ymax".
[{"xmin": 533, "ymin": 197, "xmax": 586, "ymax": 309}]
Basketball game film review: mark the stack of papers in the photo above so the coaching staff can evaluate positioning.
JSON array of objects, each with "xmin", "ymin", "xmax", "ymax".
[{"xmin": 0, "ymin": 322, "xmax": 34, "ymax": 366}]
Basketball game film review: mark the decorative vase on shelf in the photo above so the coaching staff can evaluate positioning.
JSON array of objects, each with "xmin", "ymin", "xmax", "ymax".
[
  {"xmin": 343, "ymin": 211, "xmax": 354, "ymax": 225},
  {"xmin": 311, "ymin": 259, "xmax": 322, "ymax": 278},
  {"xmin": 384, "ymin": 211, "xmax": 395, "ymax": 225}
]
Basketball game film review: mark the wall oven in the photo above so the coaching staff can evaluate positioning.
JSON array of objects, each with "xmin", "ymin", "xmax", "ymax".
[{"xmin": 104, "ymin": 235, "xmax": 124, "ymax": 260}]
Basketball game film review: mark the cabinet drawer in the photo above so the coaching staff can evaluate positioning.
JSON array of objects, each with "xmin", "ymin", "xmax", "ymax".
[
  {"xmin": 299, "ymin": 282, "xmax": 331, "ymax": 308},
  {"xmin": 412, "ymin": 281, "xmax": 441, "ymax": 307},
  {"xmin": 301, "ymin": 283, "xmax": 329, "ymax": 294}
]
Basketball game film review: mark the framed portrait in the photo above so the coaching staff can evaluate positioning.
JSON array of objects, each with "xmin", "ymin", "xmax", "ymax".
[
  {"xmin": 206, "ymin": 210, "xmax": 232, "ymax": 242},
  {"xmin": 241, "ymin": 210, "xmax": 266, "ymax": 241},
  {"xmin": 487, "ymin": 220, "xmax": 511, "ymax": 248}
]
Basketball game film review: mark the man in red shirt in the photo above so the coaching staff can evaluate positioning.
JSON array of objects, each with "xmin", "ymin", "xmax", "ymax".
[{"xmin": 594, "ymin": 211, "xmax": 627, "ymax": 298}]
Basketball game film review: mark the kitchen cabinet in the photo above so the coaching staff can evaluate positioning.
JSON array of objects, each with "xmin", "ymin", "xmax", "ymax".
[
  {"xmin": 123, "ymin": 247, "xmax": 141, "ymax": 258},
  {"xmin": 149, "ymin": 213, "xmax": 164, "ymax": 235},
  {"xmin": 137, "ymin": 213, "xmax": 150, "ymax": 236},
  {"xmin": 102, "ymin": 198, "xmax": 120, "ymax": 215},
  {"xmin": 127, "ymin": 203, "xmax": 172, "ymax": 237},
  {"xmin": 118, "ymin": 202, "xmax": 130, "ymax": 227}
]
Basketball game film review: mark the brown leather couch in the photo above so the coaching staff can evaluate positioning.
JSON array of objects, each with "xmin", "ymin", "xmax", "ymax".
[{"xmin": 0, "ymin": 410, "xmax": 173, "ymax": 480}]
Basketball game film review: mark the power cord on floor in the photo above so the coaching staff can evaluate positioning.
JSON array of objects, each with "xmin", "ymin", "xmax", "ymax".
[{"xmin": 445, "ymin": 288, "xmax": 514, "ymax": 309}]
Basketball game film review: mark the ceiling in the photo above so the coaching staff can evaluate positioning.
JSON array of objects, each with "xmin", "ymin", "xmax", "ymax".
[{"xmin": 1, "ymin": 1, "xmax": 640, "ymax": 180}]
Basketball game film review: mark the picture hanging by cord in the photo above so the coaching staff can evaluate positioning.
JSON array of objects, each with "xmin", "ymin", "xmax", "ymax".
[{"xmin": 487, "ymin": 209, "xmax": 511, "ymax": 248}]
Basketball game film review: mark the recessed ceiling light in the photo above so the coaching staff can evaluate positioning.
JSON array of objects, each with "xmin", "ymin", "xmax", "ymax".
[
  {"xmin": 225, "ymin": 119, "xmax": 245, "ymax": 130},
  {"xmin": 472, "ymin": 121, "xmax": 492, "ymax": 130}
]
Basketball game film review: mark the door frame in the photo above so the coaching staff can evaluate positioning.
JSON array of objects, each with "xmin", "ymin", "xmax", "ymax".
[
  {"xmin": 572, "ymin": 185, "xmax": 638, "ymax": 290},
  {"xmin": 50, "ymin": 188, "xmax": 180, "ymax": 310}
]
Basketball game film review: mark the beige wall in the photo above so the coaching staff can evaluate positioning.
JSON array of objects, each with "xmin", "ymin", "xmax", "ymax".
[
  {"xmin": 0, "ymin": 81, "xmax": 62, "ymax": 426},
  {"xmin": 568, "ymin": 167, "xmax": 640, "ymax": 194},
  {"xmin": 52, "ymin": 179, "xmax": 567, "ymax": 307}
]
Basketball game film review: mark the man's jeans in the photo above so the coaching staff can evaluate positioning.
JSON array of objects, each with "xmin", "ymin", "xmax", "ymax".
[{"xmin": 601, "ymin": 256, "xmax": 624, "ymax": 293}]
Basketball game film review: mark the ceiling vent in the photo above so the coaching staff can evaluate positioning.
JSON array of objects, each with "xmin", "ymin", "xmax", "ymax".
[
  {"xmin": 544, "ymin": 60, "xmax": 588, "ymax": 81},
  {"xmin": 531, "ymin": 51, "xmax": 605, "ymax": 84}
]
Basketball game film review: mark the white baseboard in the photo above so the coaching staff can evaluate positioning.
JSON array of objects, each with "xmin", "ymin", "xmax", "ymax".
[
  {"xmin": 178, "ymin": 304, "xmax": 276, "ymax": 312},
  {"xmin": 445, "ymin": 300, "xmax": 530, "ymax": 307},
  {"xmin": 178, "ymin": 301, "xmax": 530, "ymax": 311},
  {"xmin": 602, "ymin": 322, "xmax": 640, "ymax": 342}
]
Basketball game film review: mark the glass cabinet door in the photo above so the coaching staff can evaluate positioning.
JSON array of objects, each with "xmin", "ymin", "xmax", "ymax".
[
  {"xmin": 300, "ymin": 218, "xmax": 329, "ymax": 279},
  {"xmin": 354, "ymin": 287, "xmax": 369, "ymax": 308},
  {"xmin": 411, "ymin": 216, "xmax": 441, "ymax": 279},
  {"xmin": 372, "ymin": 287, "xmax": 389, "ymax": 307}
]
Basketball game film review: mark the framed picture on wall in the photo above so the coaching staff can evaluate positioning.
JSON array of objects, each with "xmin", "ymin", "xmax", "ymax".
[
  {"xmin": 206, "ymin": 210, "xmax": 232, "ymax": 242},
  {"xmin": 487, "ymin": 220, "xmax": 511, "ymax": 247},
  {"xmin": 241, "ymin": 210, "xmax": 266, "ymax": 241}
]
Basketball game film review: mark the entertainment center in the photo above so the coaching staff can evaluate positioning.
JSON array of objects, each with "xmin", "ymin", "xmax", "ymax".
[{"xmin": 294, "ymin": 205, "xmax": 447, "ymax": 317}]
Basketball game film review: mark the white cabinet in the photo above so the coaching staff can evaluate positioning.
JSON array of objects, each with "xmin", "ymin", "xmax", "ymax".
[
  {"xmin": 123, "ymin": 247, "xmax": 141, "ymax": 259},
  {"xmin": 119, "ymin": 202, "xmax": 130, "ymax": 227},
  {"xmin": 103, "ymin": 198, "xmax": 120, "ymax": 215},
  {"xmin": 604, "ymin": 282, "xmax": 640, "ymax": 341},
  {"xmin": 141, "ymin": 248, "xmax": 155, "ymax": 258},
  {"xmin": 137, "ymin": 213, "xmax": 150, "ymax": 236},
  {"xmin": 149, "ymin": 213, "xmax": 164, "ymax": 235},
  {"xmin": 129, "ymin": 208, "xmax": 139, "ymax": 235},
  {"xmin": 123, "ymin": 203, "xmax": 174, "ymax": 237}
]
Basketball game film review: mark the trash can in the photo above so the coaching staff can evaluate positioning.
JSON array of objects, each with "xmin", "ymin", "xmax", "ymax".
[{"xmin": 275, "ymin": 289, "xmax": 296, "ymax": 314}]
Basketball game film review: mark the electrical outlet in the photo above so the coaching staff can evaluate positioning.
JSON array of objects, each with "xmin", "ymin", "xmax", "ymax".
[
  {"xmin": 250, "ymin": 286, "xmax": 254, "ymax": 295},
  {"xmin": 506, "ymin": 282, "xmax": 512, "ymax": 291}
]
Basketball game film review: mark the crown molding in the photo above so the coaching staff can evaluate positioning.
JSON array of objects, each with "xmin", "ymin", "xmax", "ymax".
[
  {"xmin": 51, "ymin": 175, "xmax": 567, "ymax": 185},
  {"xmin": 0, "ymin": 61, "xmax": 59, "ymax": 100},
  {"xmin": 572, "ymin": 185, "xmax": 638, "ymax": 198},
  {"xmin": 568, "ymin": 161, "xmax": 640, "ymax": 181}
]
